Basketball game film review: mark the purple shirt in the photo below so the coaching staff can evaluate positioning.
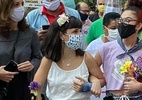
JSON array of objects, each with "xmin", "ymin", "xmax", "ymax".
[{"xmin": 98, "ymin": 40, "xmax": 142, "ymax": 90}]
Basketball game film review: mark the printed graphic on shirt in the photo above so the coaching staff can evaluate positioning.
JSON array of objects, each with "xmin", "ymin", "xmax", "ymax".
[{"xmin": 111, "ymin": 56, "xmax": 137, "ymax": 83}]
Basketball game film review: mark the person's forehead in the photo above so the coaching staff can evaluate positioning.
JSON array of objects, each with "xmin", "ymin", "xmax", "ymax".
[
  {"xmin": 109, "ymin": 20, "xmax": 117, "ymax": 26},
  {"xmin": 98, "ymin": 0, "xmax": 105, "ymax": 3},
  {"xmin": 121, "ymin": 10, "xmax": 137, "ymax": 20},
  {"xmin": 80, "ymin": 3, "xmax": 89, "ymax": 9},
  {"xmin": 13, "ymin": 0, "xmax": 23, "ymax": 3}
]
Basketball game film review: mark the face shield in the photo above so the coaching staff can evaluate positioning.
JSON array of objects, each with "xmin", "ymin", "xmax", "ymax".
[{"xmin": 103, "ymin": 0, "xmax": 122, "ymax": 15}]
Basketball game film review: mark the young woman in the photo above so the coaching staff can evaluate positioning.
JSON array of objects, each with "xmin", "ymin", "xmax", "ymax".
[
  {"xmin": 0, "ymin": 0, "xmax": 42, "ymax": 99},
  {"xmin": 31, "ymin": 13, "xmax": 105, "ymax": 100},
  {"xmin": 94, "ymin": 6, "xmax": 142, "ymax": 99}
]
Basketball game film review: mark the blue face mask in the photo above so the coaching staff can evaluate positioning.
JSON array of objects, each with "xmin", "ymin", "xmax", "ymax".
[
  {"xmin": 65, "ymin": 34, "xmax": 83, "ymax": 50},
  {"xmin": 79, "ymin": 12, "xmax": 88, "ymax": 21}
]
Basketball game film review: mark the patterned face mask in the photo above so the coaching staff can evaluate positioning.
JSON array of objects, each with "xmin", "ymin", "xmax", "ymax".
[{"xmin": 65, "ymin": 34, "xmax": 83, "ymax": 50}]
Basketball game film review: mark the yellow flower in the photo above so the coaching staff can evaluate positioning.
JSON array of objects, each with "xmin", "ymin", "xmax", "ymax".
[{"xmin": 120, "ymin": 61, "xmax": 132, "ymax": 74}]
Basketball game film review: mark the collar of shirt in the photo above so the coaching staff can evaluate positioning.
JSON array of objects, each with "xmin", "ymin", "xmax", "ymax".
[{"xmin": 41, "ymin": 2, "xmax": 65, "ymax": 24}]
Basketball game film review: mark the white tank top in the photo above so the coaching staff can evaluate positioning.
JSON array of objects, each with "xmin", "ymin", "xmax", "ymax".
[{"xmin": 46, "ymin": 60, "xmax": 91, "ymax": 100}]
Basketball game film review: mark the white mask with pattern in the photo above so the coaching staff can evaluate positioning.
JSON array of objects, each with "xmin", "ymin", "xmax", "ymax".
[{"xmin": 65, "ymin": 34, "xmax": 83, "ymax": 50}]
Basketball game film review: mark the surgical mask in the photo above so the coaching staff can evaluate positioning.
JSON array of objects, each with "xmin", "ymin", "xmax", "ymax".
[
  {"xmin": 105, "ymin": 26, "xmax": 119, "ymax": 41},
  {"xmin": 11, "ymin": 6, "xmax": 25, "ymax": 22},
  {"xmin": 65, "ymin": 34, "xmax": 83, "ymax": 50},
  {"xmin": 118, "ymin": 23, "xmax": 136, "ymax": 39},
  {"xmin": 104, "ymin": 6, "xmax": 121, "ymax": 14},
  {"xmin": 79, "ymin": 12, "xmax": 88, "ymax": 21},
  {"xmin": 42, "ymin": 0, "xmax": 60, "ymax": 11},
  {"xmin": 97, "ymin": 5, "xmax": 105, "ymax": 12},
  {"xmin": 107, "ymin": 29, "xmax": 119, "ymax": 41}
]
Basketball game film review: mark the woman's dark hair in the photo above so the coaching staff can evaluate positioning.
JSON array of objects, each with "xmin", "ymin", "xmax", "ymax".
[
  {"xmin": 124, "ymin": 6, "xmax": 142, "ymax": 31},
  {"xmin": 42, "ymin": 15, "xmax": 84, "ymax": 62},
  {"xmin": 127, "ymin": 0, "xmax": 142, "ymax": 9}
]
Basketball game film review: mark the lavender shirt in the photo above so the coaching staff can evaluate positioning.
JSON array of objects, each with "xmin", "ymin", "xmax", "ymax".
[{"xmin": 98, "ymin": 40, "xmax": 142, "ymax": 90}]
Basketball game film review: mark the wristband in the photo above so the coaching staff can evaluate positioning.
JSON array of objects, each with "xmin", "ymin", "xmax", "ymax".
[{"xmin": 80, "ymin": 82, "xmax": 92, "ymax": 92}]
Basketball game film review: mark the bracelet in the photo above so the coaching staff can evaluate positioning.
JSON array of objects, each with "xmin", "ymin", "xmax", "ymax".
[
  {"xmin": 29, "ymin": 81, "xmax": 41, "ymax": 96},
  {"xmin": 80, "ymin": 82, "xmax": 92, "ymax": 92}
]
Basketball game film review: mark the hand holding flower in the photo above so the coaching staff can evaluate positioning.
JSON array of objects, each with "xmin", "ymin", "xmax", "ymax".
[
  {"xmin": 124, "ymin": 76, "xmax": 142, "ymax": 91},
  {"xmin": 119, "ymin": 56, "xmax": 142, "ymax": 99}
]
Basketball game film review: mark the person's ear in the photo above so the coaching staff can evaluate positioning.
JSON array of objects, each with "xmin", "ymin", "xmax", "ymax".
[
  {"xmin": 136, "ymin": 23, "xmax": 142, "ymax": 32},
  {"xmin": 60, "ymin": 32, "xmax": 64, "ymax": 41},
  {"xmin": 103, "ymin": 25, "xmax": 109, "ymax": 36},
  {"xmin": 103, "ymin": 25, "xmax": 107, "ymax": 32}
]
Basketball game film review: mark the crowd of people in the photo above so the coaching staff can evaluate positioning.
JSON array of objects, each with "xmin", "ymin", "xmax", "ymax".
[{"xmin": 0, "ymin": 0, "xmax": 142, "ymax": 100}]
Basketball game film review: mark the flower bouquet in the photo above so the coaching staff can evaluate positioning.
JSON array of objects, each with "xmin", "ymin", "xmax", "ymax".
[
  {"xmin": 120, "ymin": 56, "xmax": 142, "ymax": 79},
  {"xmin": 119, "ymin": 56, "xmax": 142, "ymax": 100}
]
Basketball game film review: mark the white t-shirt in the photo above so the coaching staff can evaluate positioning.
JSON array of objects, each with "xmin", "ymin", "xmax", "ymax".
[{"xmin": 85, "ymin": 37, "xmax": 104, "ymax": 57}]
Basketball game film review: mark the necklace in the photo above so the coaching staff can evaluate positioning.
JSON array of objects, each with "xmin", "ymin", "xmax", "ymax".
[{"xmin": 61, "ymin": 56, "xmax": 75, "ymax": 67}]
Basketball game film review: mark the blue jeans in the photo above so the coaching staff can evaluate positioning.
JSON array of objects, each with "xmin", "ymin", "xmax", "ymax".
[{"xmin": 105, "ymin": 91, "xmax": 142, "ymax": 100}]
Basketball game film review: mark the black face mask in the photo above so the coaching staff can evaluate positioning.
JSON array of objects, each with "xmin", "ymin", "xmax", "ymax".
[
  {"xmin": 79, "ymin": 12, "xmax": 88, "ymax": 21},
  {"xmin": 118, "ymin": 23, "xmax": 136, "ymax": 39}
]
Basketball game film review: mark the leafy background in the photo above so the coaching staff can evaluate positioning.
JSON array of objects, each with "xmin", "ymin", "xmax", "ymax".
[{"xmin": 74, "ymin": 0, "xmax": 127, "ymax": 11}]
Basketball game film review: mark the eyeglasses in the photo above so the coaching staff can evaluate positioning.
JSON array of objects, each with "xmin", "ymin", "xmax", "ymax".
[{"xmin": 117, "ymin": 17, "xmax": 139, "ymax": 24}]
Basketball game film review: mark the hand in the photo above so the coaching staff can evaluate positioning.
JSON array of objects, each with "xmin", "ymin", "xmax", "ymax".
[
  {"xmin": 18, "ymin": 61, "xmax": 34, "ymax": 72},
  {"xmin": 124, "ymin": 76, "xmax": 142, "ymax": 92},
  {"xmin": 37, "ymin": 29, "xmax": 48, "ymax": 40},
  {"xmin": 91, "ymin": 78, "xmax": 101, "ymax": 98},
  {"xmin": 73, "ymin": 76, "xmax": 85, "ymax": 92},
  {"xmin": 0, "ymin": 66, "xmax": 19, "ymax": 82}
]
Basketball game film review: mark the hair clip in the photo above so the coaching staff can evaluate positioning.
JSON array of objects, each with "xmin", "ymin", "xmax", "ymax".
[{"xmin": 57, "ymin": 13, "xmax": 70, "ymax": 26}]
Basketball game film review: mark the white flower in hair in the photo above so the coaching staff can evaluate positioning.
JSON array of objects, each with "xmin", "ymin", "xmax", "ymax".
[{"xmin": 57, "ymin": 13, "xmax": 69, "ymax": 26}]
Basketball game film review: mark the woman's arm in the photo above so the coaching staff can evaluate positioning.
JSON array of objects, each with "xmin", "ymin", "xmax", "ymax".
[
  {"xmin": 31, "ymin": 57, "xmax": 52, "ymax": 100},
  {"xmin": 90, "ymin": 51, "xmax": 106, "ymax": 87},
  {"xmin": 85, "ymin": 52, "xmax": 105, "ymax": 86},
  {"xmin": 85, "ymin": 52, "xmax": 105, "ymax": 97}
]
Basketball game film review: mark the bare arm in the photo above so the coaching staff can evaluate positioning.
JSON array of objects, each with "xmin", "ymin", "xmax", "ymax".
[
  {"xmin": 85, "ymin": 52, "xmax": 105, "ymax": 86},
  {"xmin": 31, "ymin": 57, "xmax": 52, "ymax": 100},
  {"xmin": 90, "ymin": 51, "xmax": 106, "ymax": 87},
  {"xmin": 85, "ymin": 52, "xmax": 105, "ymax": 97}
]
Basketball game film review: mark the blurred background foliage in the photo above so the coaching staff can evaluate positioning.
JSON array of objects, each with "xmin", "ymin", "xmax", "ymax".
[{"xmin": 75, "ymin": 0, "xmax": 127, "ymax": 11}]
